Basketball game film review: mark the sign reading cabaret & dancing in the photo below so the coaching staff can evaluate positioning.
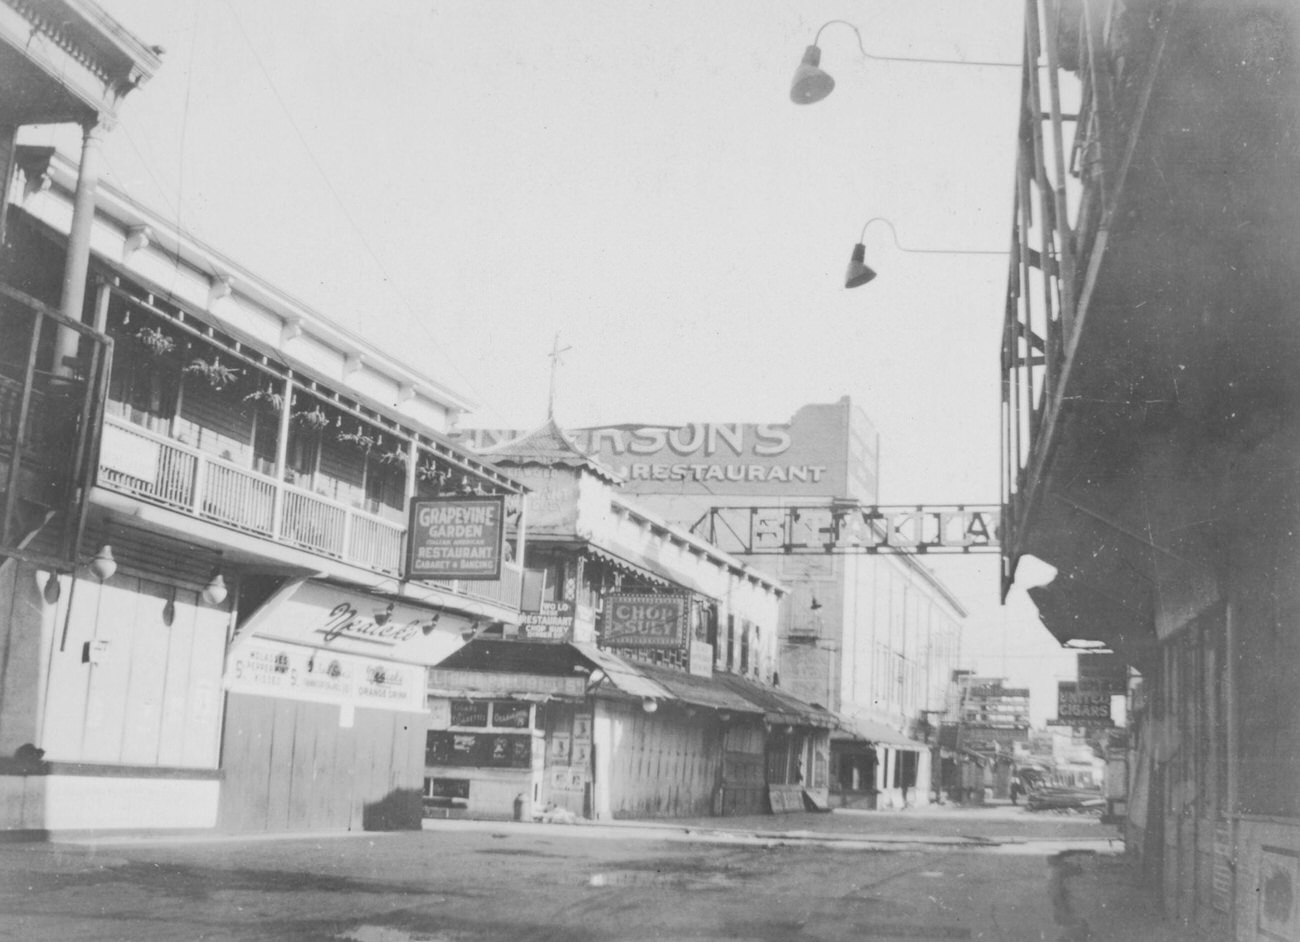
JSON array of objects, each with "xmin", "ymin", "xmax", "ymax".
[
  {"xmin": 407, "ymin": 495, "xmax": 505, "ymax": 580},
  {"xmin": 602, "ymin": 594, "xmax": 688, "ymax": 649}
]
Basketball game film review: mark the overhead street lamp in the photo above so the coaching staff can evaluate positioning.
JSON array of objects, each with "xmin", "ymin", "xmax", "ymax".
[
  {"xmin": 845, "ymin": 217, "xmax": 1007, "ymax": 289},
  {"xmin": 791, "ymin": 19, "xmax": 1021, "ymax": 105}
]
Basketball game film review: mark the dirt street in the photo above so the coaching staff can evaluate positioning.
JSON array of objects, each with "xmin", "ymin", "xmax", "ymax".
[{"xmin": 0, "ymin": 809, "xmax": 1205, "ymax": 941}]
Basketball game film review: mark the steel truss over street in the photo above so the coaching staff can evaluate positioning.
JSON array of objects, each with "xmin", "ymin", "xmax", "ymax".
[{"xmin": 690, "ymin": 504, "xmax": 1001, "ymax": 555}]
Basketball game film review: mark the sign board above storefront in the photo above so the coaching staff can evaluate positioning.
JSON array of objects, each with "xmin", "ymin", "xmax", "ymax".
[
  {"xmin": 518, "ymin": 600, "xmax": 575, "ymax": 642},
  {"xmin": 406, "ymin": 495, "xmax": 505, "ymax": 580},
  {"xmin": 1051, "ymin": 681, "xmax": 1114, "ymax": 728},
  {"xmin": 428, "ymin": 669, "xmax": 587, "ymax": 699},
  {"xmin": 225, "ymin": 636, "xmax": 426, "ymax": 713},
  {"xmin": 236, "ymin": 580, "xmax": 470, "ymax": 666},
  {"xmin": 1077, "ymin": 653, "xmax": 1128, "ymax": 694},
  {"xmin": 602, "ymin": 594, "xmax": 688, "ymax": 649}
]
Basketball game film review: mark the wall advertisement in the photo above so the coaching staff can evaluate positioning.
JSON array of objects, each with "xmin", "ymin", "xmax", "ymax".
[
  {"xmin": 225, "ymin": 637, "xmax": 426, "ymax": 713},
  {"xmin": 455, "ymin": 400, "xmax": 879, "ymax": 502}
]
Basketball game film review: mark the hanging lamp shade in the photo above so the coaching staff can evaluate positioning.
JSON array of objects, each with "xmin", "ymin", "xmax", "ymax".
[
  {"xmin": 43, "ymin": 573, "xmax": 62, "ymax": 605},
  {"xmin": 201, "ymin": 572, "xmax": 227, "ymax": 606},
  {"xmin": 845, "ymin": 242, "xmax": 878, "ymax": 288},
  {"xmin": 89, "ymin": 545, "xmax": 117, "ymax": 581},
  {"xmin": 790, "ymin": 45, "xmax": 834, "ymax": 104}
]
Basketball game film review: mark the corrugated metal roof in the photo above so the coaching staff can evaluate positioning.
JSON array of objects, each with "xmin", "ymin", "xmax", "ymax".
[
  {"xmin": 571, "ymin": 643, "xmax": 674, "ymax": 701},
  {"xmin": 831, "ymin": 715, "xmax": 926, "ymax": 748},
  {"xmin": 714, "ymin": 674, "xmax": 838, "ymax": 729},
  {"xmin": 632, "ymin": 662, "xmax": 762, "ymax": 715}
]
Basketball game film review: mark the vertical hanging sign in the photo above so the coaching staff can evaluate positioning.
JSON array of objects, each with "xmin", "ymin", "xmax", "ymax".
[{"xmin": 407, "ymin": 495, "xmax": 506, "ymax": 581}]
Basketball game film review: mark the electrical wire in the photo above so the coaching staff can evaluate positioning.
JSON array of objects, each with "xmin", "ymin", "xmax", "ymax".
[{"xmin": 216, "ymin": 0, "xmax": 505, "ymax": 423}]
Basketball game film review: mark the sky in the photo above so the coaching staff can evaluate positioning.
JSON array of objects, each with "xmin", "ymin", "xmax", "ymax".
[{"xmin": 29, "ymin": 0, "xmax": 1080, "ymax": 723}]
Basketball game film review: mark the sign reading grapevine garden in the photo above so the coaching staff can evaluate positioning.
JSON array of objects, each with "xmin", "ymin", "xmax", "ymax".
[{"xmin": 406, "ymin": 496, "xmax": 505, "ymax": 581}]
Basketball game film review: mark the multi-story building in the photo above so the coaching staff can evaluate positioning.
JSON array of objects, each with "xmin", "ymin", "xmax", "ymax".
[
  {"xmin": 425, "ymin": 420, "xmax": 834, "ymax": 820},
  {"xmin": 943, "ymin": 673, "xmax": 1030, "ymax": 801},
  {"xmin": 0, "ymin": 7, "xmax": 525, "ymax": 833},
  {"xmin": 456, "ymin": 398, "xmax": 968, "ymax": 809},
  {"xmin": 1002, "ymin": 2, "xmax": 1300, "ymax": 936}
]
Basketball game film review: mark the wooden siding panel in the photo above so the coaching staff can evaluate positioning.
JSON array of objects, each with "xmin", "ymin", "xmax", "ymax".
[
  {"xmin": 118, "ymin": 579, "xmax": 171, "ymax": 765},
  {"xmin": 155, "ymin": 591, "xmax": 198, "ymax": 766},
  {"xmin": 264, "ymin": 697, "xmax": 299, "ymax": 831}
]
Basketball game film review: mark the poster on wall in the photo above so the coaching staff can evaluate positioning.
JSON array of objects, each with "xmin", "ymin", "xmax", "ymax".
[
  {"xmin": 602, "ymin": 594, "xmax": 688, "ymax": 649},
  {"xmin": 406, "ymin": 495, "xmax": 505, "ymax": 580}
]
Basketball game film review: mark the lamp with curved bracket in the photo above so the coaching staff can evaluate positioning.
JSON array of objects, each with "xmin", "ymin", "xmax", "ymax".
[
  {"xmin": 845, "ymin": 217, "xmax": 1008, "ymax": 288},
  {"xmin": 791, "ymin": 19, "xmax": 1020, "ymax": 105}
]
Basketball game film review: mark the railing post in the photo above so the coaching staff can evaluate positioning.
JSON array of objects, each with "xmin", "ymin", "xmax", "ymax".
[
  {"xmin": 271, "ymin": 375, "xmax": 292, "ymax": 540},
  {"xmin": 341, "ymin": 506, "xmax": 354, "ymax": 564},
  {"xmin": 191, "ymin": 451, "xmax": 208, "ymax": 516}
]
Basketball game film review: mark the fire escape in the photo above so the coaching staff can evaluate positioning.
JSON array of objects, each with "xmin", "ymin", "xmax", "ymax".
[{"xmin": 1002, "ymin": 0, "xmax": 1300, "ymax": 663}]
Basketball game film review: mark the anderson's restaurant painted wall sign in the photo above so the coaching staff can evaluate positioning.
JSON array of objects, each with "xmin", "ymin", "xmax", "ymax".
[
  {"xmin": 453, "ymin": 400, "xmax": 881, "ymax": 501},
  {"xmin": 407, "ymin": 495, "xmax": 506, "ymax": 580}
]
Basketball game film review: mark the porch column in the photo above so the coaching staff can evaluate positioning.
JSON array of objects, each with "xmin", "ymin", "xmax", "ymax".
[{"xmin": 54, "ymin": 122, "xmax": 105, "ymax": 376}]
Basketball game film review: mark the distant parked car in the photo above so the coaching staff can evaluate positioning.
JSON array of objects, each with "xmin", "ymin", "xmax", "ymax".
[{"xmin": 1025, "ymin": 786, "xmax": 1105, "ymax": 813}]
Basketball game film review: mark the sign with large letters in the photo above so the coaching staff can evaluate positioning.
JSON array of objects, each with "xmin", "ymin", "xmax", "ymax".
[
  {"xmin": 602, "ymin": 594, "xmax": 688, "ymax": 649},
  {"xmin": 407, "ymin": 495, "xmax": 505, "ymax": 580},
  {"xmin": 693, "ymin": 504, "xmax": 1000, "ymax": 556},
  {"xmin": 1051, "ymin": 681, "xmax": 1114, "ymax": 728},
  {"xmin": 453, "ymin": 400, "xmax": 880, "ymax": 502}
]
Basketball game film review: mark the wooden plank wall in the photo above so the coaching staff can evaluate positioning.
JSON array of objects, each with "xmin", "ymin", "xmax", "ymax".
[
  {"xmin": 218, "ymin": 692, "xmax": 427, "ymax": 833},
  {"xmin": 604, "ymin": 703, "xmax": 721, "ymax": 819}
]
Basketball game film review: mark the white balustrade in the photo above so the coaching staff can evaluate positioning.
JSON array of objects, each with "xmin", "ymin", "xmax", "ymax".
[{"xmin": 98, "ymin": 414, "xmax": 520, "ymax": 607}]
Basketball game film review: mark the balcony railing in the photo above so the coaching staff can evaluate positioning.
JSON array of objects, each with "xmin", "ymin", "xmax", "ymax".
[{"xmin": 97, "ymin": 414, "xmax": 522, "ymax": 608}]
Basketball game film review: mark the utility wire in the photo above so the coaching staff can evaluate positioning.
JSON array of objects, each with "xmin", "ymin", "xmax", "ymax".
[{"xmin": 217, "ymin": 0, "xmax": 506, "ymax": 423}]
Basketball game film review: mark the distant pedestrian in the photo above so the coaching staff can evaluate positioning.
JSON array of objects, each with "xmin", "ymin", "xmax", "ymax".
[{"xmin": 1010, "ymin": 780, "xmax": 1022, "ymax": 805}]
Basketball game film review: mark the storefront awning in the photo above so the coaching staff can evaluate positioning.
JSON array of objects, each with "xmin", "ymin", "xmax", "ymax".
[
  {"xmin": 832, "ymin": 716, "xmax": 927, "ymax": 749},
  {"xmin": 713, "ymin": 674, "xmax": 838, "ymax": 729},
  {"xmin": 629, "ymin": 661, "xmax": 762, "ymax": 716}
]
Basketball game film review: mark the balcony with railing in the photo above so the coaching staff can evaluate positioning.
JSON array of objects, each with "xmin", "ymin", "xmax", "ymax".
[
  {"xmin": 93, "ymin": 285, "xmax": 523, "ymax": 611},
  {"xmin": 98, "ymin": 413, "xmax": 523, "ymax": 608}
]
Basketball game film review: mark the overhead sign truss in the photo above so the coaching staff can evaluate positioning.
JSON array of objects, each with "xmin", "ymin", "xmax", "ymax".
[{"xmin": 690, "ymin": 504, "xmax": 1001, "ymax": 556}]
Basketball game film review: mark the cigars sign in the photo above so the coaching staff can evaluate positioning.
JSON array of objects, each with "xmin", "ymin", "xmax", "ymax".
[{"xmin": 407, "ymin": 496, "xmax": 506, "ymax": 580}]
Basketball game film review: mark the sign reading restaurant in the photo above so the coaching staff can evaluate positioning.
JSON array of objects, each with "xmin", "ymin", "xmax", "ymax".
[
  {"xmin": 453, "ymin": 399, "xmax": 881, "ymax": 502},
  {"xmin": 407, "ymin": 495, "xmax": 505, "ymax": 581}
]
